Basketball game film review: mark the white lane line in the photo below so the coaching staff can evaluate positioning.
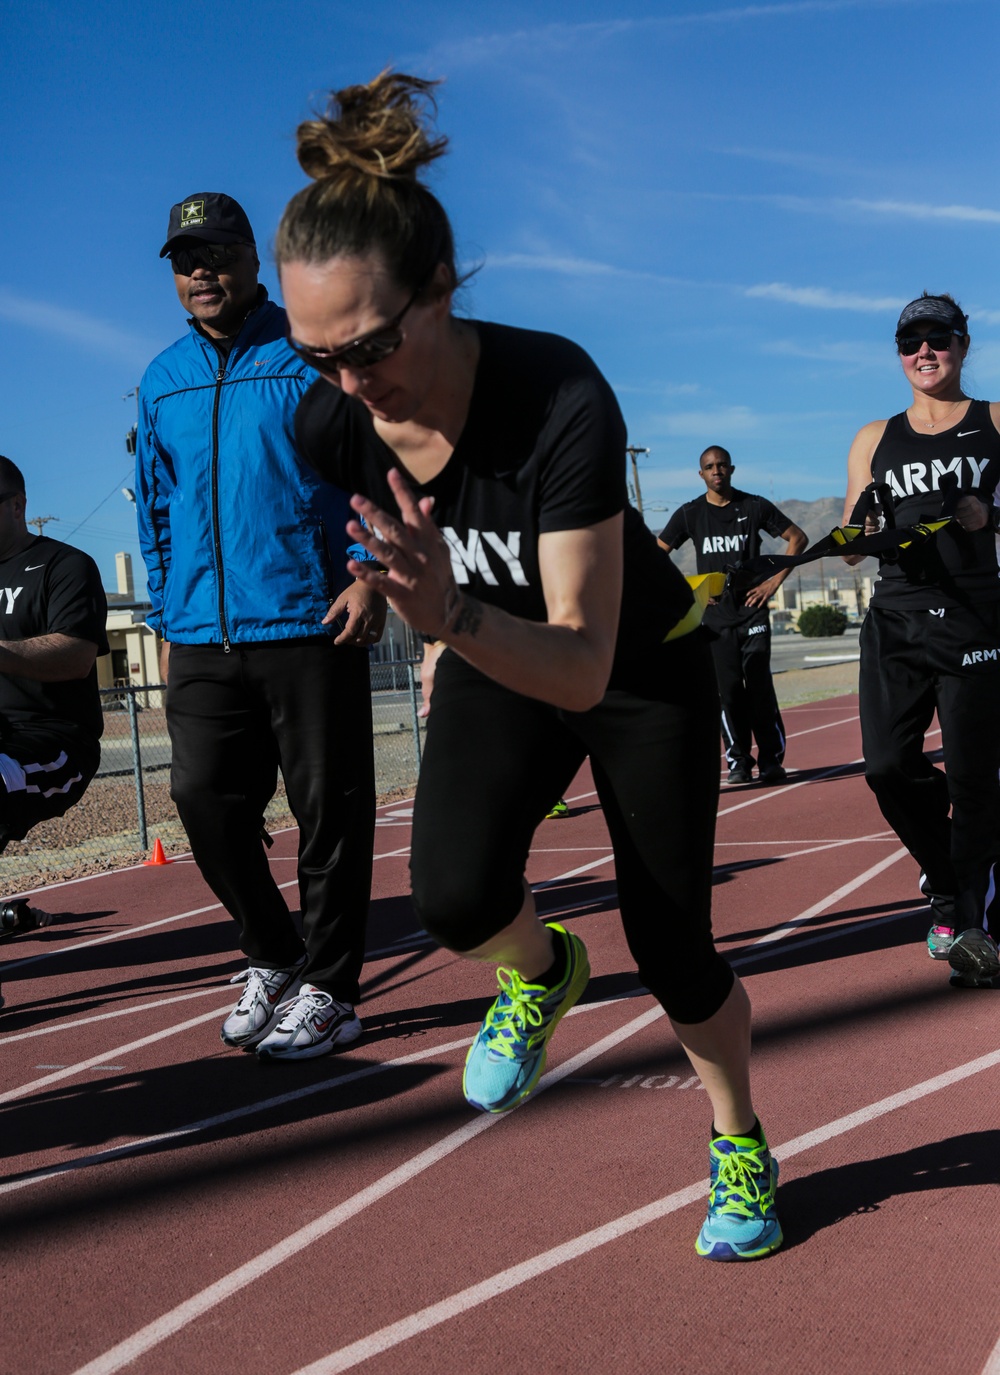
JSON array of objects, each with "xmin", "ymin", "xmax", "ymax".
[
  {"xmin": 716, "ymin": 834, "xmax": 894, "ymax": 846},
  {"xmin": 0, "ymin": 993, "xmax": 637, "ymax": 1198},
  {"xmin": 1, "ymin": 986, "xmax": 234, "ymax": 1044},
  {"xmin": 68, "ymin": 1006, "xmax": 664, "ymax": 1375},
  {"xmin": 9, "ymin": 847, "xmax": 409, "ymax": 973},
  {"xmin": 752, "ymin": 847, "xmax": 910, "ymax": 946},
  {"xmin": 718, "ymin": 758, "xmax": 863, "ymax": 816},
  {"xmin": 785, "ymin": 714, "xmax": 858, "ymax": 738},
  {"xmin": 0, "ymin": 1006, "xmax": 230, "ymax": 1106},
  {"xmin": 5, "ymin": 902, "xmax": 922, "ymax": 1198},
  {"xmin": 982, "ymin": 1332, "xmax": 1000, "ymax": 1375},
  {"xmin": 284, "ymin": 1046, "xmax": 1000, "ymax": 1375}
]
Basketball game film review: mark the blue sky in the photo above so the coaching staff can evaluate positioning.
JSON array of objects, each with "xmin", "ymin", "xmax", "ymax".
[{"xmin": 3, "ymin": 0, "xmax": 998, "ymax": 592}]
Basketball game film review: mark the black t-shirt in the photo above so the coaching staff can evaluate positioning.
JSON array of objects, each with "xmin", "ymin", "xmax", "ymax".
[
  {"xmin": 659, "ymin": 491, "xmax": 791, "ymax": 626},
  {"xmin": 869, "ymin": 400, "xmax": 1000, "ymax": 609},
  {"xmin": 295, "ymin": 321, "xmax": 694, "ymax": 685},
  {"xmin": 0, "ymin": 536, "xmax": 109, "ymax": 743}
]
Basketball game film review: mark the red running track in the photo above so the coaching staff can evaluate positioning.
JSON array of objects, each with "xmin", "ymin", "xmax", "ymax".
[{"xmin": 1, "ymin": 694, "xmax": 997, "ymax": 1375}]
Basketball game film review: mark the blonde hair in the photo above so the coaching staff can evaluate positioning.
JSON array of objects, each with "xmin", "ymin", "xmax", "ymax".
[{"xmin": 275, "ymin": 71, "xmax": 459, "ymax": 294}]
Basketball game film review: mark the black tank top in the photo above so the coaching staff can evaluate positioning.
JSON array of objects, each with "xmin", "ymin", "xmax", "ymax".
[{"xmin": 869, "ymin": 399, "xmax": 1000, "ymax": 608}]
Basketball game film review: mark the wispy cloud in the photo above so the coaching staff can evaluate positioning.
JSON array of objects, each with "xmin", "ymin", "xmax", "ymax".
[
  {"xmin": 845, "ymin": 198, "xmax": 1000, "ymax": 224},
  {"xmin": 485, "ymin": 252, "xmax": 698, "ymax": 288},
  {"xmin": 682, "ymin": 189, "xmax": 1000, "ymax": 225},
  {"xmin": 427, "ymin": 0, "xmax": 949, "ymax": 68},
  {"xmin": 0, "ymin": 288, "xmax": 155, "ymax": 365},
  {"xmin": 746, "ymin": 283, "xmax": 905, "ymax": 312}
]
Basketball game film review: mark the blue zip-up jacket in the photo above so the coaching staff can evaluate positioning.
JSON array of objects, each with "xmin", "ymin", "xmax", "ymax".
[{"xmin": 136, "ymin": 292, "xmax": 369, "ymax": 645}]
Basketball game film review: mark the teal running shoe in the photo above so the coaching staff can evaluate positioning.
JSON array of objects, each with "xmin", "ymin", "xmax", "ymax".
[
  {"xmin": 695, "ymin": 1131, "xmax": 783, "ymax": 1261},
  {"xmin": 463, "ymin": 922, "xmax": 590, "ymax": 1113},
  {"xmin": 926, "ymin": 923, "xmax": 955, "ymax": 961}
]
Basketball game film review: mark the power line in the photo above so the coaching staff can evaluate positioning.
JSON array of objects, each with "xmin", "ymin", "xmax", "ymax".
[{"xmin": 64, "ymin": 469, "xmax": 136, "ymax": 538}]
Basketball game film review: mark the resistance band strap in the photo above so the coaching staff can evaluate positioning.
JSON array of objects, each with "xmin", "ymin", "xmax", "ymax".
[
  {"xmin": 663, "ymin": 572, "xmax": 727, "ymax": 642},
  {"xmin": 734, "ymin": 473, "xmax": 959, "ymax": 584}
]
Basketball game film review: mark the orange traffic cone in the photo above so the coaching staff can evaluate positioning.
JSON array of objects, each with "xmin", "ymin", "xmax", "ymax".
[{"xmin": 143, "ymin": 838, "xmax": 172, "ymax": 866}]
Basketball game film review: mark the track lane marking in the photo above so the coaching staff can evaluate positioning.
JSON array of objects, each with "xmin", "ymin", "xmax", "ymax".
[
  {"xmin": 1, "ymin": 899, "xmax": 925, "ymax": 1196},
  {"xmin": 752, "ymin": 847, "xmax": 910, "ymax": 946},
  {"xmin": 67, "ymin": 1006, "xmax": 665, "ymax": 1375},
  {"xmin": 0, "ymin": 1006, "xmax": 232, "ymax": 1106},
  {"xmin": 983, "ymin": 1333, "xmax": 1000, "ymax": 1375},
  {"xmin": 0, "ymin": 993, "xmax": 638, "ymax": 1197},
  {"xmin": 281, "ymin": 1045, "xmax": 1000, "ymax": 1375},
  {"xmin": 7, "ymin": 844, "xmax": 415, "ymax": 972},
  {"xmin": 1, "ymin": 986, "xmax": 240, "ymax": 1044},
  {"xmin": 59, "ymin": 886, "xmax": 948, "ymax": 1374}
]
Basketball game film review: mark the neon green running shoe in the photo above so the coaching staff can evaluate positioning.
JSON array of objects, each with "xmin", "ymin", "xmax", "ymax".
[
  {"xmin": 462, "ymin": 923, "xmax": 590, "ymax": 1113},
  {"xmin": 695, "ymin": 1131, "xmax": 783, "ymax": 1261},
  {"xmin": 545, "ymin": 798, "xmax": 569, "ymax": 819}
]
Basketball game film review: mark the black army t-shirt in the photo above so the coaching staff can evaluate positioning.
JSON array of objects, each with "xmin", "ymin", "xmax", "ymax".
[
  {"xmin": 0, "ymin": 537, "xmax": 109, "ymax": 742},
  {"xmin": 659, "ymin": 491, "xmax": 791, "ymax": 627},
  {"xmin": 296, "ymin": 321, "xmax": 694, "ymax": 682}
]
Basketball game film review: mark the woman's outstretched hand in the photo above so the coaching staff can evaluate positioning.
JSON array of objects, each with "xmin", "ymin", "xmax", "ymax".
[{"xmin": 346, "ymin": 468, "xmax": 463, "ymax": 639}]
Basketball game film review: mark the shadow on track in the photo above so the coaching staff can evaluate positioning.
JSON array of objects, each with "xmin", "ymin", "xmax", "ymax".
[{"xmin": 777, "ymin": 1130, "xmax": 1000, "ymax": 1249}]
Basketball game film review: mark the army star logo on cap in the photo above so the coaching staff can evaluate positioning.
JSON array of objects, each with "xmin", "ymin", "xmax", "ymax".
[{"xmin": 181, "ymin": 200, "xmax": 206, "ymax": 225}]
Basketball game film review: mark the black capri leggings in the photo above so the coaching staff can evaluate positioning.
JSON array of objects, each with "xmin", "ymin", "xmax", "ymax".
[{"xmin": 410, "ymin": 632, "xmax": 734, "ymax": 1024}]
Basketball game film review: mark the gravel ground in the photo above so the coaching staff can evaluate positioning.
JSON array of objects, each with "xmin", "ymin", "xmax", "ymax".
[
  {"xmin": 5, "ymin": 665, "xmax": 856, "ymax": 897},
  {"xmin": 774, "ymin": 658, "xmax": 859, "ymax": 707}
]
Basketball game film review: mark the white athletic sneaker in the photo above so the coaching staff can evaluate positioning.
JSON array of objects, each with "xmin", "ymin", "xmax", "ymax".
[
  {"xmin": 220, "ymin": 956, "xmax": 307, "ymax": 1049},
  {"xmin": 256, "ymin": 983, "xmax": 362, "ymax": 1061}
]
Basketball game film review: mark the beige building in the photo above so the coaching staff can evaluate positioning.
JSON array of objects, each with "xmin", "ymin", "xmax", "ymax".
[
  {"xmin": 771, "ymin": 564, "xmax": 876, "ymax": 629},
  {"xmin": 98, "ymin": 552, "xmax": 163, "ymax": 707}
]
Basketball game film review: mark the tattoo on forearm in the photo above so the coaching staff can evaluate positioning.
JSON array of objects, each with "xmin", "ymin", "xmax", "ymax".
[{"xmin": 448, "ymin": 594, "xmax": 484, "ymax": 638}]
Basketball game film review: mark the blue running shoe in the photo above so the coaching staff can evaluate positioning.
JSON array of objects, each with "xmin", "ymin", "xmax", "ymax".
[
  {"xmin": 695, "ymin": 1131, "xmax": 783, "ymax": 1261},
  {"xmin": 463, "ymin": 922, "xmax": 590, "ymax": 1113}
]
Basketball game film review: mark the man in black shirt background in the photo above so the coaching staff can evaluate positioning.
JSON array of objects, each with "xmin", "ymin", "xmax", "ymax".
[
  {"xmin": 0, "ymin": 454, "xmax": 109, "ymax": 1006},
  {"xmin": 658, "ymin": 445, "xmax": 806, "ymax": 785}
]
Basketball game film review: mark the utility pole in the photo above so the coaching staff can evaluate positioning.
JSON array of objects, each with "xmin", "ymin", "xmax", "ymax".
[
  {"xmin": 626, "ymin": 445, "xmax": 649, "ymax": 515},
  {"xmin": 28, "ymin": 515, "xmax": 55, "ymax": 537}
]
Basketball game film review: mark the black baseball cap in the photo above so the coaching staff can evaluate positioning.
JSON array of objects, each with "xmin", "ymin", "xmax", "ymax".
[{"xmin": 159, "ymin": 192, "xmax": 256, "ymax": 257}]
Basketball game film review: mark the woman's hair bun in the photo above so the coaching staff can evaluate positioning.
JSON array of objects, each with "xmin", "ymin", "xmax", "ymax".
[{"xmin": 297, "ymin": 70, "xmax": 448, "ymax": 184}]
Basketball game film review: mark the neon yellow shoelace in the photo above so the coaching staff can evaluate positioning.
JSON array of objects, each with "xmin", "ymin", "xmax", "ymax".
[
  {"xmin": 710, "ymin": 1145, "xmax": 770, "ymax": 1218},
  {"xmin": 481, "ymin": 967, "xmax": 549, "ymax": 1060}
]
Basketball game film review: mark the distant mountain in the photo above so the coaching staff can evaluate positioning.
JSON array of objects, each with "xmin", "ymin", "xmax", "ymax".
[{"xmin": 651, "ymin": 494, "xmax": 870, "ymax": 589}]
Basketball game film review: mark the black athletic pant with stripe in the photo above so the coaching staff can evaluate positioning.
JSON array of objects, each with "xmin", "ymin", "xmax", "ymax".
[
  {"xmin": 167, "ymin": 640, "xmax": 375, "ymax": 1004},
  {"xmin": 859, "ymin": 603, "xmax": 1000, "ymax": 938},
  {"xmin": 409, "ymin": 631, "xmax": 735, "ymax": 1026},
  {"xmin": 708, "ymin": 613, "xmax": 786, "ymax": 774},
  {"xmin": 0, "ymin": 726, "xmax": 99, "ymax": 852}
]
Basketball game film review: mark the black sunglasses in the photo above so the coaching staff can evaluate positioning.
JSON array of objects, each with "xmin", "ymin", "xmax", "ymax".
[
  {"xmin": 288, "ymin": 285, "xmax": 422, "ymax": 374},
  {"xmin": 169, "ymin": 242, "xmax": 245, "ymax": 276},
  {"xmin": 896, "ymin": 329, "xmax": 964, "ymax": 357}
]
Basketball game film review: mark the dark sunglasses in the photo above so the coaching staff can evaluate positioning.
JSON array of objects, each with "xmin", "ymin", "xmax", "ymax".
[
  {"xmin": 288, "ymin": 285, "xmax": 422, "ymax": 374},
  {"xmin": 169, "ymin": 242, "xmax": 245, "ymax": 276},
  {"xmin": 896, "ymin": 329, "xmax": 964, "ymax": 357}
]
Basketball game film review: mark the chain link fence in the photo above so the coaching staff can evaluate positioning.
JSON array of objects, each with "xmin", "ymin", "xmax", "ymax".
[{"xmin": 1, "ymin": 656, "xmax": 426, "ymax": 896}]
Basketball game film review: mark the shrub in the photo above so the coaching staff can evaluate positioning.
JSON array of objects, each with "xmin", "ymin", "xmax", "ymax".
[{"xmin": 797, "ymin": 604, "xmax": 849, "ymax": 638}]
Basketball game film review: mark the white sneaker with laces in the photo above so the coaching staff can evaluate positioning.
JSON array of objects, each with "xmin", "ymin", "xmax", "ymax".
[
  {"xmin": 256, "ymin": 983, "xmax": 362, "ymax": 1061},
  {"xmin": 221, "ymin": 956, "xmax": 307, "ymax": 1049}
]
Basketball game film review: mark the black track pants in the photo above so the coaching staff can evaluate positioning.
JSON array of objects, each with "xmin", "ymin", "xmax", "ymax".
[
  {"xmin": 709, "ymin": 617, "xmax": 785, "ymax": 773},
  {"xmin": 409, "ymin": 634, "xmax": 735, "ymax": 1025},
  {"xmin": 859, "ymin": 604, "xmax": 1000, "ymax": 937},
  {"xmin": 167, "ymin": 640, "xmax": 375, "ymax": 1003}
]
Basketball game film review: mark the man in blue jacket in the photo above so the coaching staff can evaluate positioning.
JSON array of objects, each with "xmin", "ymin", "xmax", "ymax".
[{"xmin": 136, "ymin": 193, "xmax": 384, "ymax": 1061}]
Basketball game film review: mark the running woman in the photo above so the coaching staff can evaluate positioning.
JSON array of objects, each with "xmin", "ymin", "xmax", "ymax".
[
  {"xmin": 842, "ymin": 292, "xmax": 1000, "ymax": 987},
  {"xmin": 278, "ymin": 71, "xmax": 782, "ymax": 1260}
]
